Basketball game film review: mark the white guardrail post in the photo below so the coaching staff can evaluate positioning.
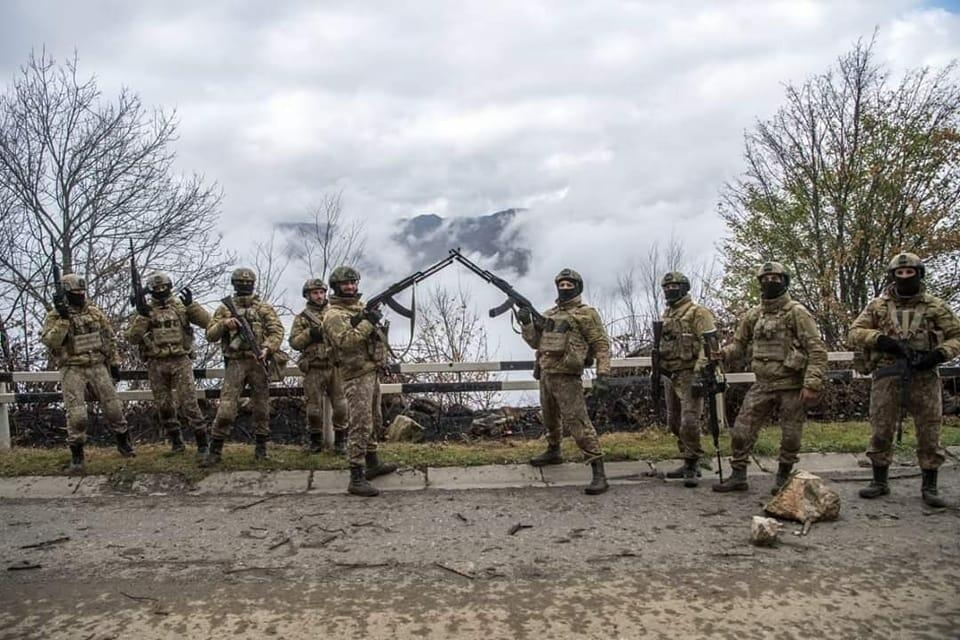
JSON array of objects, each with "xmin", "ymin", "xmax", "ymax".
[{"xmin": 0, "ymin": 381, "xmax": 10, "ymax": 450}]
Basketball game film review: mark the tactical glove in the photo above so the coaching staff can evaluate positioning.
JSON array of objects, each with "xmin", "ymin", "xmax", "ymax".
[
  {"xmin": 363, "ymin": 307, "xmax": 383, "ymax": 326},
  {"xmin": 516, "ymin": 307, "xmax": 532, "ymax": 325},
  {"xmin": 875, "ymin": 335, "xmax": 907, "ymax": 356},
  {"xmin": 135, "ymin": 298, "xmax": 152, "ymax": 317},
  {"xmin": 109, "ymin": 365, "xmax": 121, "ymax": 382},
  {"xmin": 592, "ymin": 373, "xmax": 611, "ymax": 394},
  {"xmin": 913, "ymin": 349, "xmax": 946, "ymax": 371},
  {"xmin": 53, "ymin": 292, "xmax": 70, "ymax": 318},
  {"xmin": 179, "ymin": 287, "xmax": 193, "ymax": 306},
  {"xmin": 309, "ymin": 326, "xmax": 323, "ymax": 342}
]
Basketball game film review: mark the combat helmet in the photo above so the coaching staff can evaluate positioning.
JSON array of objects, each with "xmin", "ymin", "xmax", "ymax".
[
  {"xmin": 887, "ymin": 252, "xmax": 925, "ymax": 279},
  {"xmin": 328, "ymin": 266, "xmax": 360, "ymax": 296},
  {"xmin": 146, "ymin": 272, "xmax": 173, "ymax": 299},
  {"xmin": 60, "ymin": 273, "xmax": 86, "ymax": 293},
  {"xmin": 756, "ymin": 261, "xmax": 790, "ymax": 288},
  {"xmin": 230, "ymin": 267, "xmax": 256, "ymax": 295},
  {"xmin": 302, "ymin": 277, "xmax": 328, "ymax": 299}
]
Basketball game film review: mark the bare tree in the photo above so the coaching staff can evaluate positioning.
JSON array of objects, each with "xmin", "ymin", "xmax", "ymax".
[
  {"xmin": 249, "ymin": 229, "xmax": 290, "ymax": 311},
  {"xmin": 286, "ymin": 191, "xmax": 366, "ymax": 280},
  {"xmin": 0, "ymin": 50, "xmax": 231, "ymax": 370},
  {"xmin": 408, "ymin": 284, "xmax": 497, "ymax": 410}
]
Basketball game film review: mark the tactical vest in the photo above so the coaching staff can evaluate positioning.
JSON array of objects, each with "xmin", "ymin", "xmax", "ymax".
[
  {"xmin": 65, "ymin": 311, "xmax": 105, "ymax": 358},
  {"xmin": 537, "ymin": 305, "xmax": 593, "ymax": 373},
  {"xmin": 751, "ymin": 300, "xmax": 808, "ymax": 372},
  {"xmin": 856, "ymin": 296, "xmax": 943, "ymax": 374},
  {"xmin": 660, "ymin": 303, "xmax": 699, "ymax": 368},
  {"xmin": 297, "ymin": 307, "xmax": 336, "ymax": 372},
  {"xmin": 143, "ymin": 304, "xmax": 193, "ymax": 358}
]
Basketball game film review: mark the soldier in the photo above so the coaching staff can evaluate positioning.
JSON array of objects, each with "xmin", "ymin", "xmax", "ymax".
[
  {"xmin": 41, "ymin": 273, "xmax": 135, "ymax": 470},
  {"xmin": 518, "ymin": 268, "xmax": 612, "ymax": 495},
  {"xmin": 849, "ymin": 253, "xmax": 960, "ymax": 507},
  {"xmin": 124, "ymin": 272, "xmax": 211, "ymax": 459},
  {"xmin": 289, "ymin": 278, "xmax": 348, "ymax": 454},
  {"xmin": 657, "ymin": 272, "xmax": 717, "ymax": 488},
  {"xmin": 203, "ymin": 268, "xmax": 284, "ymax": 465},
  {"xmin": 713, "ymin": 262, "xmax": 827, "ymax": 494},
  {"xmin": 322, "ymin": 266, "xmax": 397, "ymax": 497}
]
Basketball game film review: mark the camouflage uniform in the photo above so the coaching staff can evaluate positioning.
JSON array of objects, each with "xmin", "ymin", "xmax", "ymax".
[
  {"xmin": 40, "ymin": 274, "xmax": 134, "ymax": 468},
  {"xmin": 289, "ymin": 279, "xmax": 347, "ymax": 452},
  {"xmin": 521, "ymin": 268, "xmax": 612, "ymax": 495},
  {"xmin": 322, "ymin": 265, "xmax": 397, "ymax": 497},
  {"xmin": 658, "ymin": 274, "xmax": 716, "ymax": 466},
  {"xmin": 124, "ymin": 274, "xmax": 211, "ymax": 454},
  {"xmin": 848, "ymin": 252, "xmax": 960, "ymax": 506},
  {"xmin": 715, "ymin": 262, "xmax": 827, "ymax": 493}
]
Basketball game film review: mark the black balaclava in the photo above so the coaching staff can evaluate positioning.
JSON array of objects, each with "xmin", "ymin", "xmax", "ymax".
[
  {"xmin": 66, "ymin": 292, "xmax": 85, "ymax": 307},
  {"xmin": 234, "ymin": 282, "xmax": 254, "ymax": 296},
  {"xmin": 894, "ymin": 273, "xmax": 922, "ymax": 297},
  {"xmin": 664, "ymin": 284, "xmax": 688, "ymax": 305},
  {"xmin": 760, "ymin": 279, "xmax": 788, "ymax": 300},
  {"xmin": 152, "ymin": 287, "xmax": 172, "ymax": 302},
  {"xmin": 557, "ymin": 280, "xmax": 581, "ymax": 303}
]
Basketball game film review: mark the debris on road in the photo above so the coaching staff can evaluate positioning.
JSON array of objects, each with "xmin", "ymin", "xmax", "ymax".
[
  {"xmin": 764, "ymin": 470, "xmax": 840, "ymax": 524},
  {"xmin": 751, "ymin": 516, "xmax": 783, "ymax": 547}
]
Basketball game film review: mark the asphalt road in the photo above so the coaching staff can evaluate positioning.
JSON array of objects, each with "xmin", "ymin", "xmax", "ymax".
[{"xmin": 1, "ymin": 466, "xmax": 958, "ymax": 639}]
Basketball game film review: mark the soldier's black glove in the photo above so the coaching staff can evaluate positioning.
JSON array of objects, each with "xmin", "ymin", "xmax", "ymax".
[
  {"xmin": 309, "ymin": 326, "xmax": 323, "ymax": 342},
  {"xmin": 179, "ymin": 287, "xmax": 193, "ymax": 306},
  {"xmin": 109, "ymin": 365, "xmax": 121, "ymax": 381},
  {"xmin": 363, "ymin": 307, "xmax": 383, "ymax": 326},
  {"xmin": 52, "ymin": 291, "xmax": 70, "ymax": 318},
  {"xmin": 913, "ymin": 349, "xmax": 946, "ymax": 371},
  {"xmin": 516, "ymin": 307, "xmax": 532, "ymax": 325},
  {"xmin": 875, "ymin": 335, "xmax": 907, "ymax": 356}
]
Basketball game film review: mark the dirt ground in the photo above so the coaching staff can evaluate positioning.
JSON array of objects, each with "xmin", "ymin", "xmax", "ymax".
[{"xmin": 1, "ymin": 466, "xmax": 958, "ymax": 639}]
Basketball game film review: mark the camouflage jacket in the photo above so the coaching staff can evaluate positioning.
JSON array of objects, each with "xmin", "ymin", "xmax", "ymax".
[
  {"xmin": 659, "ymin": 295, "xmax": 716, "ymax": 373},
  {"xmin": 124, "ymin": 298, "xmax": 210, "ymax": 360},
  {"xmin": 41, "ymin": 303, "xmax": 118, "ymax": 368},
  {"xmin": 521, "ymin": 295, "xmax": 611, "ymax": 376},
  {"xmin": 722, "ymin": 293, "xmax": 827, "ymax": 392},
  {"xmin": 322, "ymin": 295, "xmax": 386, "ymax": 380},
  {"xmin": 289, "ymin": 301, "xmax": 337, "ymax": 371},
  {"xmin": 206, "ymin": 295, "xmax": 283, "ymax": 360},
  {"xmin": 848, "ymin": 285, "xmax": 960, "ymax": 371}
]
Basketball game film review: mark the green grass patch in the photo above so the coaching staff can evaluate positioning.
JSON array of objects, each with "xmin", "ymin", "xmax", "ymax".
[{"xmin": 1, "ymin": 420, "xmax": 957, "ymax": 479}]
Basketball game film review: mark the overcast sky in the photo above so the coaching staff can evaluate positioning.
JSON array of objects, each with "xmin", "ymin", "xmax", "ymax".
[{"xmin": 2, "ymin": 0, "xmax": 959, "ymax": 361}]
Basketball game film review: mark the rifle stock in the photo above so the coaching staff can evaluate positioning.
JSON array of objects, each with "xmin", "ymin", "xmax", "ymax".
[
  {"xmin": 129, "ymin": 239, "xmax": 147, "ymax": 312},
  {"xmin": 450, "ymin": 249, "xmax": 546, "ymax": 327},
  {"xmin": 220, "ymin": 296, "xmax": 276, "ymax": 378}
]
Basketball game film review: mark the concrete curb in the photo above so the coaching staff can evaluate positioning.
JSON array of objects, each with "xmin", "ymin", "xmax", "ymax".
[{"xmin": 2, "ymin": 451, "xmax": 942, "ymax": 499}]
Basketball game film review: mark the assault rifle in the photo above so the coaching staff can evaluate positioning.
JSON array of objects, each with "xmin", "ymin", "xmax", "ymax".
[
  {"xmin": 128, "ymin": 239, "xmax": 147, "ymax": 313},
  {"xmin": 450, "ymin": 249, "xmax": 546, "ymax": 328},
  {"xmin": 220, "ymin": 296, "xmax": 280, "ymax": 379},
  {"xmin": 873, "ymin": 342, "xmax": 928, "ymax": 445},
  {"xmin": 365, "ymin": 253, "xmax": 458, "ymax": 319},
  {"xmin": 695, "ymin": 329, "xmax": 727, "ymax": 483},
  {"xmin": 650, "ymin": 320, "xmax": 664, "ymax": 424}
]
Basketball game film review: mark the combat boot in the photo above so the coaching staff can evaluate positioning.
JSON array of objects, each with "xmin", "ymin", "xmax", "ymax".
[
  {"xmin": 201, "ymin": 438, "xmax": 224, "ymax": 467},
  {"xmin": 665, "ymin": 459, "xmax": 702, "ymax": 481},
  {"xmin": 168, "ymin": 429, "xmax": 186, "ymax": 454},
  {"xmin": 333, "ymin": 430, "xmax": 347, "ymax": 456},
  {"xmin": 584, "ymin": 459, "xmax": 609, "ymax": 495},
  {"xmin": 115, "ymin": 431, "xmax": 136, "ymax": 458},
  {"xmin": 68, "ymin": 442, "xmax": 84, "ymax": 473},
  {"xmin": 529, "ymin": 443, "xmax": 563, "ymax": 467},
  {"xmin": 921, "ymin": 469, "xmax": 947, "ymax": 508},
  {"xmin": 858, "ymin": 465, "xmax": 890, "ymax": 499},
  {"xmin": 308, "ymin": 432, "xmax": 324, "ymax": 454},
  {"xmin": 712, "ymin": 466, "xmax": 748, "ymax": 492},
  {"xmin": 682, "ymin": 458, "xmax": 700, "ymax": 488},
  {"xmin": 194, "ymin": 429, "xmax": 209, "ymax": 462},
  {"xmin": 770, "ymin": 463, "xmax": 794, "ymax": 495},
  {"xmin": 348, "ymin": 465, "xmax": 379, "ymax": 497},
  {"xmin": 254, "ymin": 435, "xmax": 269, "ymax": 461},
  {"xmin": 365, "ymin": 451, "xmax": 398, "ymax": 480}
]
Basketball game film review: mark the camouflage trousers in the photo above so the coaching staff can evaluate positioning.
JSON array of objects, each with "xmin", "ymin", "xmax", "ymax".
[
  {"xmin": 303, "ymin": 366, "xmax": 347, "ymax": 434},
  {"xmin": 147, "ymin": 355, "xmax": 206, "ymax": 435},
  {"xmin": 61, "ymin": 364, "xmax": 128, "ymax": 444},
  {"xmin": 343, "ymin": 371, "xmax": 382, "ymax": 466},
  {"xmin": 730, "ymin": 385, "xmax": 804, "ymax": 469},
  {"xmin": 212, "ymin": 358, "xmax": 270, "ymax": 439},
  {"xmin": 540, "ymin": 372, "xmax": 602, "ymax": 459},
  {"xmin": 868, "ymin": 372, "xmax": 946, "ymax": 470},
  {"xmin": 665, "ymin": 369, "xmax": 704, "ymax": 460}
]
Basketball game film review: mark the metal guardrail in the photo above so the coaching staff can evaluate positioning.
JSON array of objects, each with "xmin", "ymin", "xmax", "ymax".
[{"xmin": 1, "ymin": 353, "xmax": 958, "ymax": 450}]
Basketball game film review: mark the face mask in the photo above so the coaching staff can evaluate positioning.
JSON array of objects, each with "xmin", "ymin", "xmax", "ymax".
[
  {"xmin": 664, "ymin": 288, "xmax": 684, "ymax": 304},
  {"xmin": 895, "ymin": 275, "xmax": 921, "ymax": 297},
  {"xmin": 66, "ymin": 292, "xmax": 86, "ymax": 307},
  {"xmin": 152, "ymin": 288, "xmax": 172, "ymax": 301},
  {"xmin": 557, "ymin": 287, "xmax": 577, "ymax": 302},
  {"xmin": 234, "ymin": 284, "xmax": 254, "ymax": 296},
  {"xmin": 760, "ymin": 281, "xmax": 787, "ymax": 300}
]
